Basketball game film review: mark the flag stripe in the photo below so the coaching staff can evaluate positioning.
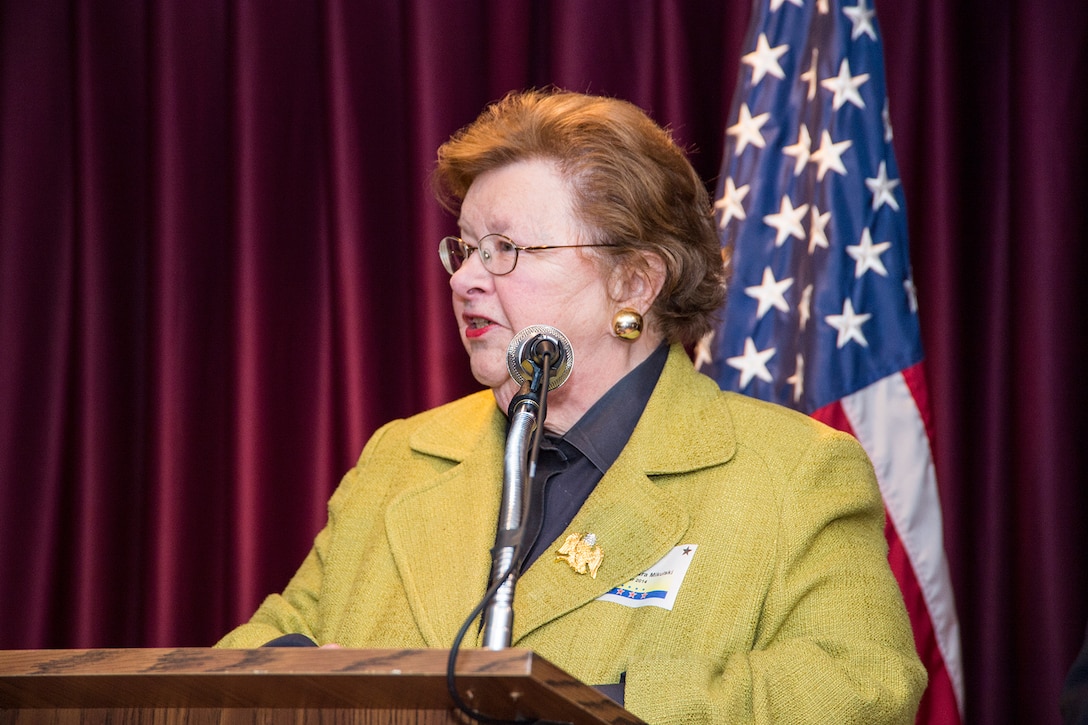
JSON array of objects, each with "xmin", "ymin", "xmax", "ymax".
[
  {"xmin": 833, "ymin": 369, "xmax": 964, "ymax": 711},
  {"xmin": 815, "ymin": 393, "xmax": 962, "ymax": 720},
  {"xmin": 886, "ymin": 515, "xmax": 963, "ymax": 723}
]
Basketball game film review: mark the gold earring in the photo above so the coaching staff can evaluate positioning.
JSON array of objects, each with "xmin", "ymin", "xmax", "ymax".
[{"xmin": 612, "ymin": 308, "xmax": 643, "ymax": 340}]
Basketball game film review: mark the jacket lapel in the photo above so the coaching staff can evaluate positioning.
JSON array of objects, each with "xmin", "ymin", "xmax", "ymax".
[
  {"xmin": 383, "ymin": 393, "xmax": 507, "ymax": 647},
  {"xmin": 510, "ymin": 346, "xmax": 738, "ymax": 642},
  {"xmin": 509, "ymin": 453, "xmax": 688, "ymax": 642}
]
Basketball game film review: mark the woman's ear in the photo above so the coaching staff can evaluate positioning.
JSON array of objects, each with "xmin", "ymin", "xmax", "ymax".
[{"xmin": 612, "ymin": 252, "xmax": 667, "ymax": 311}]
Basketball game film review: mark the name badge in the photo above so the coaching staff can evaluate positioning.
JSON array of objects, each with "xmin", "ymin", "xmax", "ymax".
[{"xmin": 597, "ymin": 545, "xmax": 698, "ymax": 610}]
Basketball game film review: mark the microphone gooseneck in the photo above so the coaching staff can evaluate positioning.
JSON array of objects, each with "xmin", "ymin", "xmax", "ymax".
[
  {"xmin": 479, "ymin": 325, "xmax": 574, "ymax": 651},
  {"xmin": 448, "ymin": 325, "xmax": 576, "ymax": 723}
]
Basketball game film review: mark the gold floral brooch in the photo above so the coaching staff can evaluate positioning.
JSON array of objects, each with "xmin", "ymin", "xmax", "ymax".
[{"xmin": 555, "ymin": 532, "xmax": 604, "ymax": 578}]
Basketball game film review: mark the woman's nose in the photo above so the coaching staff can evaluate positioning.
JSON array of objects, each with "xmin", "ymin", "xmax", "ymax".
[{"xmin": 449, "ymin": 248, "xmax": 491, "ymax": 294}]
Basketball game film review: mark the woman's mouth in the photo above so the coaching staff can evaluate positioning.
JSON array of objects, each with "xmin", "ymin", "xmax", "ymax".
[{"xmin": 465, "ymin": 316, "xmax": 496, "ymax": 338}]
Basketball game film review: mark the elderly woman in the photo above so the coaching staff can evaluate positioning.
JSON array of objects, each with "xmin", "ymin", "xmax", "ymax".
[{"xmin": 217, "ymin": 89, "xmax": 927, "ymax": 723}]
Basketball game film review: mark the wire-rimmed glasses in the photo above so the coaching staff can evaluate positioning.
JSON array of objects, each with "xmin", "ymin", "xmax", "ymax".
[{"xmin": 439, "ymin": 234, "xmax": 610, "ymax": 276}]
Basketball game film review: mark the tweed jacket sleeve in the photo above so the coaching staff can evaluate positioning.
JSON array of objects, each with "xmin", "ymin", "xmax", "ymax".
[{"xmin": 216, "ymin": 345, "xmax": 926, "ymax": 724}]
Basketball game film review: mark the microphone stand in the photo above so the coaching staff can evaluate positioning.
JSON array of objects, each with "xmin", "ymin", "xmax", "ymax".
[
  {"xmin": 481, "ymin": 354, "xmax": 553, "ymax": 650},
  {"xmin": 445, "ymin": 328, "xmax": 570, "ymax": 723}
]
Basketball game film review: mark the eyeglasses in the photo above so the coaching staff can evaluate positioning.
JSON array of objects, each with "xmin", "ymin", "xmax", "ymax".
[{"xmin": 439, "ymin": 234, "xmax": 611, "ymax": 276}]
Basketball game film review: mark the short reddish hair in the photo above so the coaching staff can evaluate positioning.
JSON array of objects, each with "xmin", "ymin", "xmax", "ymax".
[{"xmin": 433, "ymin": 89, "xmax": 726, "ymax": 346}]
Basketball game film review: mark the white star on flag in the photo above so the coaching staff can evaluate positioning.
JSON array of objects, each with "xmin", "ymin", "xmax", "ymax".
[
  {"xmin": 808, "ymin": 206, "xmax": 831, "ymax": 253},
  {"xmin": 846, "ymin": 227, "xmax": 892, "ymax": 277},
  {"xmin": 714, "ymin": 177, "xmax": 750, "ymax": 228},
  {"xmin": 692, "ymin": 330, "xmax": 715, "ymax": 370},
  {"xmin": 798, "ymin": 284, "xmax": 813, "ymax": 331},
  {"xmin": 726, "ymin": 337, "xmax": 776, "ymax": 389},
  {"xmin": 825, "ymin": 298, "xmax": 872, "ymax": 348},
  {"xmin": 865, "ymin": 160, "xmax": 901, "ymax": 211},
  {"xmin": 742, "ymin": 33, "xmax": 789, "ymax": 85},
  {"xmin": 783, "ymin": 124, "xmax": 813, "ymax": 175},
  {"xmin": 727, "ymin": 103, "xmax": 771, "ymax": 156},
  {"xmin": 820, "ymin": 58, "xmax": 870, "ymax": 110},
  {"xmin": 809, "ymin": 130, "xmax": 852, "ymax": 180},
  {"xmin": 905, "ymin": 278, "xmax": 919, "ymax": 313},
  {"xmin": 786, "ymin": 353, "xmax": 805, "ymax": 402},
  {"xmin": 800, "ymin": 49, "xmax": 820, "ymax": 100},
  {"xmin": 763, "ymin": 195, "xmax": 810, "ymax": 247},
  {"xmin": 843, "ymin": 0, "xmax": 878, "ymax": 41},
  {"xmin": 745, "ymin": 266, "xmax": 794, "ymax": 319}
]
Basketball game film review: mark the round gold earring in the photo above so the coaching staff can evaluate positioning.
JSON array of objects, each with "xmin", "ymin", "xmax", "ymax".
[{"xmin": 612, "ymin": 308, "xmax": 643, "ymax": 340}]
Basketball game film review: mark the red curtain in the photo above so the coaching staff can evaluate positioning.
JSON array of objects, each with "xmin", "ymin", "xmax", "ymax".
[{"xmin": 1, "ymin": 1, "xmax": 1085, "ymax": 723}]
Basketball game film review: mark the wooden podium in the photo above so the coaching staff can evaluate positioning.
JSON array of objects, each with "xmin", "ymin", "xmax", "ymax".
[{"xmin": 0, "ymin": 647, "xmax": 644, "ymax": 724}]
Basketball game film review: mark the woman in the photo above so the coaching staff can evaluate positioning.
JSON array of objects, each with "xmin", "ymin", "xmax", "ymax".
[{"xmin": 217, "ymin": 89, "xmax": 927, "ymax": 723}]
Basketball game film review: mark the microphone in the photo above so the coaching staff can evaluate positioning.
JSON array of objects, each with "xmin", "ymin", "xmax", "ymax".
[
  {"xmin": 505, "ymin": 325, "xmax": 574, "ymax": 390},
  {"xmin": 483, "ymin": 325, "xmax": 573, "ymax": 651}
]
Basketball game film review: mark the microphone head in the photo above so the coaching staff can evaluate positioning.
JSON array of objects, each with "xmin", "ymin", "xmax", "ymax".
[{"xmin": 506, "ymin": 325, "xmax": 574, "ymax": 391}]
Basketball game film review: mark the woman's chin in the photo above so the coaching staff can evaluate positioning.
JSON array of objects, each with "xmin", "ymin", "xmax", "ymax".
[{"xmin": 469, "ymin": 358, "xmax": 512, "ymax": 391}]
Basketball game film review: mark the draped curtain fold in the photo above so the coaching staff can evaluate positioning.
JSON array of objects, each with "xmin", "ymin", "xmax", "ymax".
[{"xmin": 1, "ymin": 1, "xmax": 1085, "ymax": 723}]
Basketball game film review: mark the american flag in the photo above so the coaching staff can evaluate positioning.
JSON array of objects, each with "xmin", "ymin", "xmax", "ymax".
[{"xmin": 697, "ymin": 0, "xmax": 964, "ymax": 721}]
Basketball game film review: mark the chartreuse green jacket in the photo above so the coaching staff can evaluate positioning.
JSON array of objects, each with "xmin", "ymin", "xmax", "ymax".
[{"xmin": 217, "ymin": 345, "xmax": 926, "ymax": 723}]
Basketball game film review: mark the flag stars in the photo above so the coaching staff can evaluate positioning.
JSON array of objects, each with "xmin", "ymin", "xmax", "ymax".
[
  {"xmin": 727, "ymin": 337, "xmax": 776, "ymax": 388},
  {"xmin": 843, "ymin": 0, "xmax": 878, "ymax": 41},
  {"xmin": 809, "ymin": 130, "xmax": 853, "ymax": 180},
  {"xmin": 714, "ymin": 177, "xmax": 750, "ymax": 229},
  {"xmin": 800, "ymin": 49, "xmax": 820, "ymax": 101},
  {"xmin": 799, "ymin": 284, "xmax": 813, "ymax": 331},
  {"xmin": 905, "ymin": 277, "xmax": 919, "ymax": 313},
  {"xmin": 825, "ymin": 299, "xmax": 872, "ymax": 348},
  {"xmin": 745, "ymin": 266, "xmax": 794, "ymax": 319},
  {"xmin": 763, "ymin": 195, "xmax": 809, "ymax": 247},
  {"xmin": 786, "ymin": 354, "xmax": 805, "ymax": 402},
  {"xmin": 727, "ymin": 103, "xmax": 771, "ymax": 156},
  {"xmin": 743, "ymin": 33, "xmax": 789, "ymax": 85},
  {"xmin": 847, "ymin": 227, "xmax": 892, "ymax": 277},
  {"xmin": 711, "ymin": 5, "xmax": 921, "ymax": 403},
  {"xmin": 866, "ymin": 160, "xmax": 901, "ymax": 211},
  {"xmin": 693, "ymin": 330, "xmax": 715, "ymax": 371},
  {"xmin": 808, "ymin": 206, "xmax": 831, "ymax": 253},
  {"xmin": 821, "ymin": 58, "xmax": 870, "ymax": 110},
  {"xmin": 782, "ymin": 124, "xmax": 813, "ymax": 175}
]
